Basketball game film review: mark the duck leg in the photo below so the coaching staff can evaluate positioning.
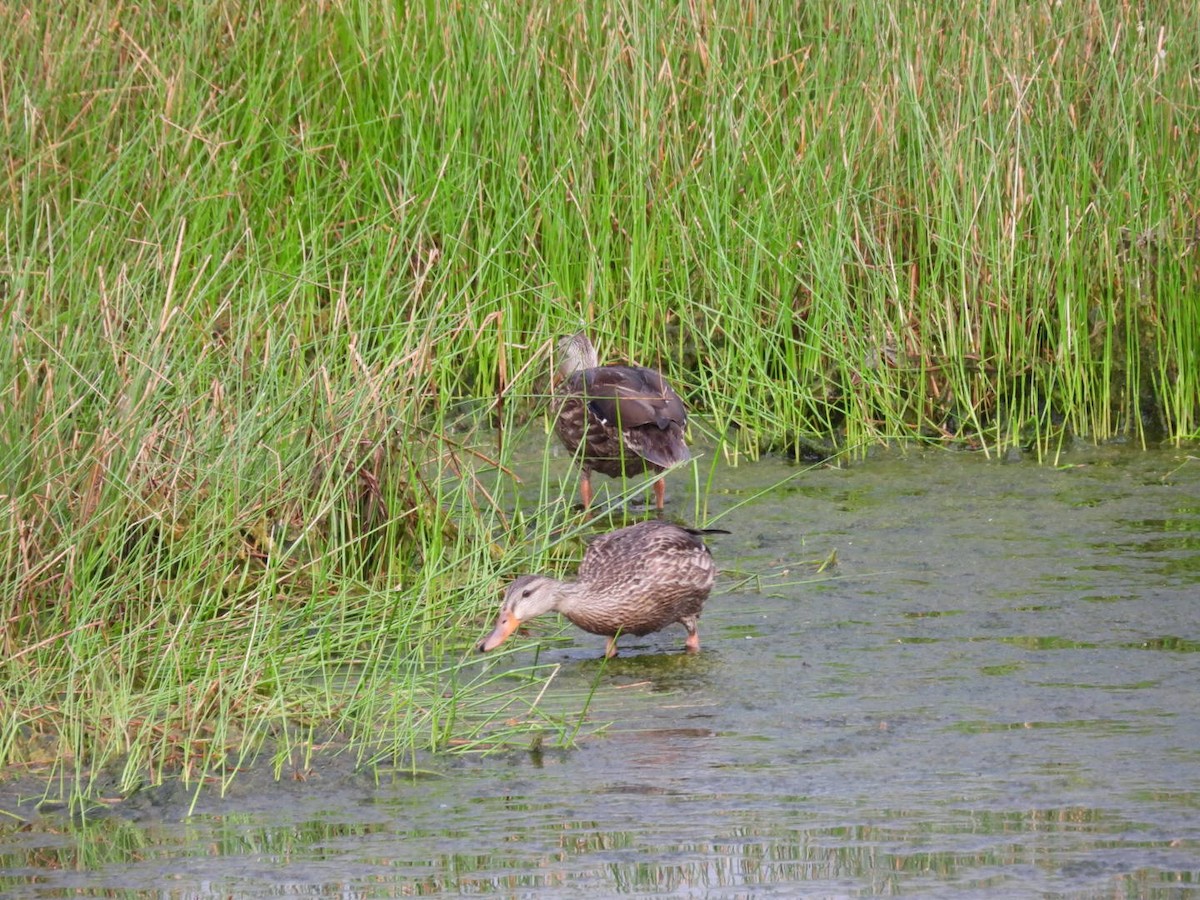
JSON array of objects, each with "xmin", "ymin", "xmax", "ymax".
[
  {"xmin": 579, "ymin": 471, "xmax": 594, "ymax": 509},
  {"xmin": 683, "ymin": 617, "xmax": 700, "ymax": 653},
  {"xmin": 604, "ymin": 635, "xmax": 620, "ymax": 658},
  {"xmin": 652, "ymin": 477, "xmax": 666, "ymax": 511}
]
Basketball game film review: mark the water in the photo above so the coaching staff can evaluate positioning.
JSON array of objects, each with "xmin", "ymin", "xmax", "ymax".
[{"xmin": 3, "ymin": 446, "xmax": 1199, "ymax": 897}]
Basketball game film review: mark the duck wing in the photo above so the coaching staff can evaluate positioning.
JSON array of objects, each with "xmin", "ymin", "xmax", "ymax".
[
  {"xmin": 576, "ymin": 366, "xmax": 690, "ymax": 468},
  {"xmin": 578, "ymin": 366, "xmax": 686, "ymax": 430},
  {"xmin": 578, "ymin": 520, "xmax": 717, "ymax": 583}
]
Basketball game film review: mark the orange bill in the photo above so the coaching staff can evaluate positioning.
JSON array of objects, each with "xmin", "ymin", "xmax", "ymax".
[{"xmin": 477, "ymin": 610, "xmax": 521, "ymax": 652}]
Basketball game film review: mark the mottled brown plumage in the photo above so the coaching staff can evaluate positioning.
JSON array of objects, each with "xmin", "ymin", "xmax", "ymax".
[
  {"xmin": 476, "ymin": 521, "xmax": 723, "ymax": 658},
  {"xmin": 553, "ymin": 332, "xmax": 689, "ymax": 510}
]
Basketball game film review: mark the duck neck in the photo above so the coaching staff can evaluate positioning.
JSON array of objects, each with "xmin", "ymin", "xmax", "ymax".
[
  {"xmin": 557, "ymin": 335, "xmax": 599, "ymax": 380},
  {"xmin": 551, "ymin": 578, "xmax": 587, "ymax": 615}
]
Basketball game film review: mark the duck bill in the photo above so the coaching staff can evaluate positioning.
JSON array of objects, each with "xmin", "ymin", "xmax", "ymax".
[{"xmin": 477, "ymin": 611, "xmax": 521, "ymax": 652}]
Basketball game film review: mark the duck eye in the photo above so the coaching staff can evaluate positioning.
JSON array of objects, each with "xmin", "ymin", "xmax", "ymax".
[{"xmin": 521, "ymin": 587, "xmax": 533, "ymax": 598}]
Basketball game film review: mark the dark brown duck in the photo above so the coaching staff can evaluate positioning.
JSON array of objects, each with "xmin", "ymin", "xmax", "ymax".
[
  {"xmin": 477, "ymin": 520, "xmax": 723, "ymax": 658},
  {"xmin": 553, "ymin": 332, "xmax": 689, "ymax": 511}
]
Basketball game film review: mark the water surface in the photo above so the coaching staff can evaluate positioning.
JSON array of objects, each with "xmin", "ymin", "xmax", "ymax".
[{"xmin": 3, "ymin": 446, "xmax": 1199, "ymax": 897}]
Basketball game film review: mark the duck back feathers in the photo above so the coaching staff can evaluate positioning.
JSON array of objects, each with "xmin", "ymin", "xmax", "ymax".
[
  {"xmin": 565, "ymin": 521, "xmax": 718, "ymax": 637},
  {"xmin": 553, "ymin": 333, "xmax": 690, "ymax": 480}
]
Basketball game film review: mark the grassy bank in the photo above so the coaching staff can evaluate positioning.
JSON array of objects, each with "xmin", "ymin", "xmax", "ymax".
[{"xmin": 3, "ymin": 0, "xmax": 1198, "ymax": 806}]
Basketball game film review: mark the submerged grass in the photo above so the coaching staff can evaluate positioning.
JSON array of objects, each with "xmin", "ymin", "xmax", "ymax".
[{"xmin": 2, "ymin": 0, "xmax": 1198, "ymax": 806}]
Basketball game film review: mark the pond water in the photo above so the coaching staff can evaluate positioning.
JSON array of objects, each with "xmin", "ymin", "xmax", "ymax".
[{"xmin": 3, "ymin": 446, "xmax": 1200, "ymax": 897}]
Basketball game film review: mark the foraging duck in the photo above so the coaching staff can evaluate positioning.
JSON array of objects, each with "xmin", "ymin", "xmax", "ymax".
[
  {"xmin": 553, "ymin": 332, "xmax": 689, "ymax": 511},
  {"xmin": 476, "ymin": 520, "xmax": 723, "ymax": 658}
]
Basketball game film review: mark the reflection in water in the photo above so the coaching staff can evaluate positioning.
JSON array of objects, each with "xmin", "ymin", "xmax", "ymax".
[
  {"xmin": 2, "ymin": 805, "xmax": 1198, "ymax": 896},
  {"xmin": 2, "ymin": 448, "xmax": 1200, "ymax": 896}
]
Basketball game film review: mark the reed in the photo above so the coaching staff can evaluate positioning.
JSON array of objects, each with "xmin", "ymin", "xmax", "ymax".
[{"xmin": 3, "ymin": 0, "xmax": 1198, "ymax": 805}]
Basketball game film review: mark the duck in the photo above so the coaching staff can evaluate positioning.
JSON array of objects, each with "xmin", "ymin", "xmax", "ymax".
[
  {"xmin": 552, "ymin": 332, "xmax": 689, "ymax": 511},
  {"xmin": 476, "ymin": 520, "xmax": 724, "ymax": 658}
]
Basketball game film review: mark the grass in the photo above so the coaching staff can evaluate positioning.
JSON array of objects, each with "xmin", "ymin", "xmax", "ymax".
[{"xmin": 2, "ymin": 0, "xmax": 1198, "ymax": 808}]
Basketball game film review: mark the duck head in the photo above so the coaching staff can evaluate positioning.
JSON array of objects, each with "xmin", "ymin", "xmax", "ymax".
[
  {"xmin": 476, "ymin": 574, "xmax": 564, "ymax": 652},
  {"xmin": 555, "ymin": 332, "xmax": 600, "ymax": 381}
]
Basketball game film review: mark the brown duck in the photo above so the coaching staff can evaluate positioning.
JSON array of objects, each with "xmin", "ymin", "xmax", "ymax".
[
  {"xmin": 476, "ymin": 520, "xmax": 723, "ymax": 658},
  {"xmin": 553, "ymin": 332, "xmax": 689, "ymax": 511}
]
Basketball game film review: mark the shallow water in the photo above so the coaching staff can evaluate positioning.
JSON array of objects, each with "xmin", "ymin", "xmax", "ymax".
[{"xmin": 3, "ymin": 446, "xmax": 1200, "ymax": 897}]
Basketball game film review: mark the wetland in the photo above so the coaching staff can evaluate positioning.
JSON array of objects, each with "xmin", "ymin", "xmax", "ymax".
[{"xmin": 3, "ymin": 446, "xmax": 1198, "ymax": 897}]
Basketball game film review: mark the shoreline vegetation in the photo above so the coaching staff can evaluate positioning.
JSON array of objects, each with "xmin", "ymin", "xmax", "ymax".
[{"xmin": 3, "ymin": 1, "xmax": 1198, "ymax": 810}]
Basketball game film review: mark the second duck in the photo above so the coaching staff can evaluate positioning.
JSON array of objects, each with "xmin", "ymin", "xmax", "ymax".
[{"xmin": 553, "ymin": 331, "xmax": 689, "ymax": 511}]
